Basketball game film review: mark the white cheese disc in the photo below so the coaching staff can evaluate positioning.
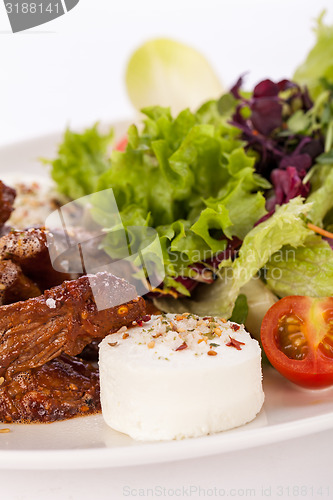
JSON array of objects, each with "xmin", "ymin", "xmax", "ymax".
[{"xmin": 99, "ymin": 313, "xmax": 264, "ymax": 441}]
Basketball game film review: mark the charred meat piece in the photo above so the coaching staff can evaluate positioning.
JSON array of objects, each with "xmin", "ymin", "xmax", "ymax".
[
  {"xmin": 0, "ymin": 227, "xmax": 72, "ymax": 290},
  {"xmin": 0, "ymin": 272, "xmax": 145, "ymax": 379},
  {"xmin": 80, "ymin": 299, "xmax": 160, "ymax": 362},
  {"xmin": 0, "ymin": 260, "xmax": 41, "ymax": 305},
  {"xmin": 0, "ymin": 181, "xmax": 16, "ymax": 228},
  {"xmin": 79, "ymin": 340, "xmax": 100, "ymax": 362},
  {"xmin": 0, "ymin": 354, "xmax": 100, "ymax": 423}
]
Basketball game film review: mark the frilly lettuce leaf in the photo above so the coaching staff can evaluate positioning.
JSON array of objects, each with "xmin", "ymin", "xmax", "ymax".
[
  {"xmin": 215, "ymin": 198, "xmax": 312, "ymax": 316},
  {"xmin": 154, "ymin": 198, "xmax": 312, "ymax": 317},
  {"xmin": 96, "ymin": 106, "xmax": 269, "ymax": 289},
  {"xmin": 294, "ymin": 12, "xmax": 333, "ymax": 99},
  {"xmin": 203, "ymin": 148, "xmax": 270, "ymax": 239},
  {"xmin": 190, "ymin": 207, "xmax": 231, "ymax": 253},
  {"xmin": 47, "ymin": 106, "xmax": 270, "ymax": 296},
  {"xmin": 307, "ymin": 164, "xmax": 333, "ymax": 226},
  {"xmin": 46, "ymin": 124, "xmax": 114, "ymax": 200},
  {"xmin": 266, "ymin": 235, "xmax": 333, "ymax": 297}
]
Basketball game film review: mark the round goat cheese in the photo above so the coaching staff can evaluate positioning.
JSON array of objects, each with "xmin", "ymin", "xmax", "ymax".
[{"xmin": 99, "ymin": 313, "xmax": 264, "ymax": 441}]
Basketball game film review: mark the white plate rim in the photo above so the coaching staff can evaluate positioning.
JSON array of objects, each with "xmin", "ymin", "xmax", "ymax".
[{"xmin": 0, "ymin": 410, "xmax": 332, "ymax": 470}]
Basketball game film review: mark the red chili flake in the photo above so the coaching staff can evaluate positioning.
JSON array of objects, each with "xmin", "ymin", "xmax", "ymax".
[
  {"xmin": 226, "ymin": 336, "xmax": 245, "ymax": 350},
  {"xmin": 142, "ymin": 315, "xmax": 151, "ymax": 322},
  {"xmin": 230, "ymin": 323, "xmax": 241, "ymax": 331},
  {"xmin": 136, "ymin": 320, "xmax": 143, "ymax": 327},
  {"xmin": 175, "ymin": 342, "xmax": 188, "ymax": 351},
  {"xmin": 203, "ymin": 316, "xmax": 212, "ymax": 321}
]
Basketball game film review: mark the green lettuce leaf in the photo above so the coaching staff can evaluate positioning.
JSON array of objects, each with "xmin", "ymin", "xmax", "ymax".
[
  {"xmin": 265, "ymin": 235, "xmax": 333, "ymax": 297},
  {"xmin": 307, "ymin": 164, "xmax": 333, "ymax": 226},
  {"xmin": 203, "ymin": 148, "xmax": 270, "ymax": 239},
  {"xmin": 45, "ymin": 124, "xmax": 114, "ymax": 200},
  {"xmin": 154, "ymin": 198, "xmax": 312, "ymax": 316},
  {"xmin": 95, "ymin": 106, "xmax": 270, "ymax": 290},
  {"xmin": 294, "ymin": 12, "xmax": 333, "ymax": 99},
  {"xmin": 214, "ymin": 198, "xmax": 312, "ymax": 316},
  {"xmin": 229, "ymin": 294, "xmax": 248, "ymax": 324}
]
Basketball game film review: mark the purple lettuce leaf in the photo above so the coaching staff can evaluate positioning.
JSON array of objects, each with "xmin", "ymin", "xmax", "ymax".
[
  {"xmin": 266, "ymin": 167, "xmax": 310, "ymax": 212},
  {"xmin": 229, "ymin": 76, "xmax": 324, "ymax": 216}
]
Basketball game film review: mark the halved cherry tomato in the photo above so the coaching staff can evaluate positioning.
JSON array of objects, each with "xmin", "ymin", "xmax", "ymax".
[
  {"xmin": 261, "ymin": 296, "xmax": 333, "ymax": 389},
  {"xmin": 114, "ymin": 136, "xmax": 128, "ymax": 151}
]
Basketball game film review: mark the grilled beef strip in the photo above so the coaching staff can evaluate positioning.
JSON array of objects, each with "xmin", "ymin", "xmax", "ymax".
[
  {"xmin": 0, "ymin": 354, "xmax": 100, "ymax": 423},
  {"xmin": 0, "ymin": 260, "xmax": 41, "ymax": 305},
  {"xmin": 0, "ymin": 227, "xmax": 73, "ymax": 291},
  {"xmin": 79, "ymin": 299, "xmax": 161, "ymax": 361},
  {"xmin": 0, "ymin": 180, "xmax": 16, "ymax": 228},
  {"xmin": 79, "ymin": 340, "xmax": 100, "ymax": 361},
  {"xmin": 0, "ymin": 272, "xmax": 146, "ymax": 379}
]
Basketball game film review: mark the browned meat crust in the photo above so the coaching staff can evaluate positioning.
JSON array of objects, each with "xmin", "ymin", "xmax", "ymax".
[
  {"xmin": 80, "ymin": 299, "xmax": 160, "ymax": 362},
  {"xmin": 0, "ymin": 260, "xmax": 41, "ymax": 305},
  {"xmin": 0, "ymin": 354, "xmax": 100, "ymax": 423},
  {"xmin": 0, "ymin": 227, "xmax": 72, "ymax": 290},
  {"xmin": 0, "ymin": 272, "xmax": 146, "ymax": 379},
  {"xmin": 0, "ymin": 181, "xmax": 16, "ymax": 227},
  {"xmin": 79, "ymin": 340, "xmax": 100, "ymax": 361}
]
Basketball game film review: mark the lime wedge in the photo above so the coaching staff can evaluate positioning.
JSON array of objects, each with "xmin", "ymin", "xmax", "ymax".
[{"xmin": 126, "ymin": 38, "xmax": 224, "ymax": 115}]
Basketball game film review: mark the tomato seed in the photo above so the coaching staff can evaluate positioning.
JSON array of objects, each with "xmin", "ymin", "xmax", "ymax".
[{"xmin": 277, "ymin": 315, "xmax": 308, "ymax": 361}]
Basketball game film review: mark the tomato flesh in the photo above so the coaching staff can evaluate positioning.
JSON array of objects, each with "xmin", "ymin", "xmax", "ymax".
[
  {"xmin": 115, "ymin": 137, "xmax": 128, "ymax": 152},
  {"xmin": 261, "ymin": 296, "xmax": 333, "ymax": 389},
  {"xmin": 318, "ymin": 309, "xmax": 333, "ymax": 359},
  {"xmin": 276, "ymin": 314, "xmax": 309, "ymax": 361}
]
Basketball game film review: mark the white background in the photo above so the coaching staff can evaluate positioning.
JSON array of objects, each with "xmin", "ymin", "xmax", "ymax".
[
  {"xmin": 0, "ymin": 0, "xmax": 333, "ymax": 145},
  {"xmin": 0, "ymin": 1, "xmax": 333, "ymax": 499}
]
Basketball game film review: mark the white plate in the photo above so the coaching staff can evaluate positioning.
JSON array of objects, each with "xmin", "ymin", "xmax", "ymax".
[{"xmin": 0, "ymin": 129, "xmax": 333, "ymax": 470}]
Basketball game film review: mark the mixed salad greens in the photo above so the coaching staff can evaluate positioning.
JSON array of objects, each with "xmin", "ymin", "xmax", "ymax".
[{"xmin": 46, "ymin": 13, "xmax": 333, "ymax": 335}]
